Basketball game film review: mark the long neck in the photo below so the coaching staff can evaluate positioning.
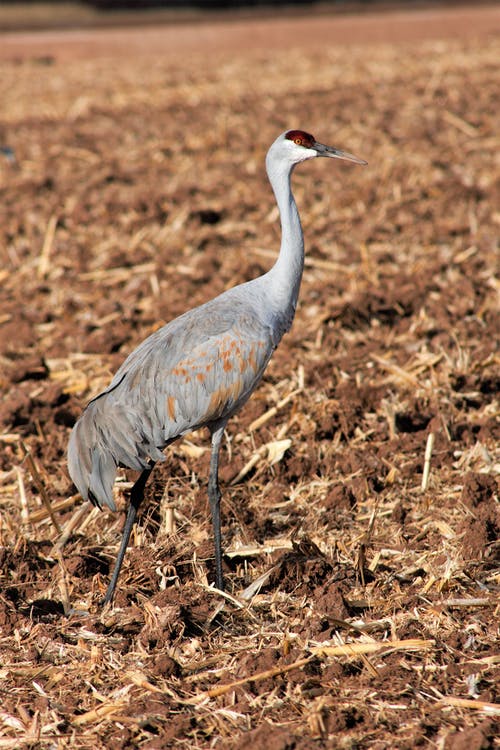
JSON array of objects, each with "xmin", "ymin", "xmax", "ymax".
[{"xmin": 266, "ymin": 156, "xmax": 305, "ymax": 320}]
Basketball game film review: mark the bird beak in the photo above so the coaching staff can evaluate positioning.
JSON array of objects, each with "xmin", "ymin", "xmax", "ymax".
[{"xmin": 313, "ymin": 141, "xmax": 367, "ymax": 166}]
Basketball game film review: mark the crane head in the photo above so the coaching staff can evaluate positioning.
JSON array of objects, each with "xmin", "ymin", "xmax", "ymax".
[{"xmin": 280, "ymin": 129, "xmax": 367, "ymax": 166}]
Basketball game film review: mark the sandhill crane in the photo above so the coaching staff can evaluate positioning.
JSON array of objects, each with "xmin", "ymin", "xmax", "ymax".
[{"xmin": 68, "ymin": 129, "xmax": 366, "ymax": 605}]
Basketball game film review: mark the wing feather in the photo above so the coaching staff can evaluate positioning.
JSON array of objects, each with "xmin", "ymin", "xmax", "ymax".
[{"xmin": 68, "ymin": 290, "xmax": 276, "ymax": 508}]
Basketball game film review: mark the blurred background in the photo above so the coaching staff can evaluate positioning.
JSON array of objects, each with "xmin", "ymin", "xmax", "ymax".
[{"xmin": 0, "ymin": 0, "xmax": 485, "ymax": 32}]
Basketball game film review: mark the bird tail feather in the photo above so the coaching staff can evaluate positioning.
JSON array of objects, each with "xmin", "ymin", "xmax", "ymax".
[
  {"xmin": 68, "ymin": 412, "xmax": 118, "ymax": 511},
  {"xmin": 68, "ymin": 398, "xmax": 164, "ymax": 511}
]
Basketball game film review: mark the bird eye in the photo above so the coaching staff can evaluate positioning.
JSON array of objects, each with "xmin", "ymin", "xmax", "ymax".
[{"xmin": 294, "ymin": 137, "xmax": 304, "ymax": 146}]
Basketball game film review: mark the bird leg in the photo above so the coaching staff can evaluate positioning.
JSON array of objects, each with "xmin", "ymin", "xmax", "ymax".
[
  {"xmin": 101, "ymin": 460, "xmax": 155, "ymax": 606},
  {"xmin": 208, "ymin": 424, "xmax": 227, "ymax": 591}
]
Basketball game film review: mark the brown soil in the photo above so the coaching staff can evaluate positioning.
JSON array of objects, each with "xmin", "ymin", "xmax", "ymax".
[{"xmin": 0, "ymin": 5, "xmax": 499, "ymax": 749}]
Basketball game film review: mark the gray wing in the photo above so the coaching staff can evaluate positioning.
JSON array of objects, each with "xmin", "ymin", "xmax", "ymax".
[{"xmin": 68, "ymin": 295, "xmax": 276, "ymax": 510}]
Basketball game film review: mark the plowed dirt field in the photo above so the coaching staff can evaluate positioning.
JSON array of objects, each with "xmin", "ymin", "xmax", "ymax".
[{"xmin": 0, "ymin": 5, "xmax": 499, "ymax": 749}]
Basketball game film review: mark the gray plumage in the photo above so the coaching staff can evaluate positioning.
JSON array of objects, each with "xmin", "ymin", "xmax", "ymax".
[
  {"xmin": 67, "ymin": 129, "xmax": 366, "ymax": 604},
  {"xmin": 69, "ymin": 285, "xmax": 280, "ymax": 509}
]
